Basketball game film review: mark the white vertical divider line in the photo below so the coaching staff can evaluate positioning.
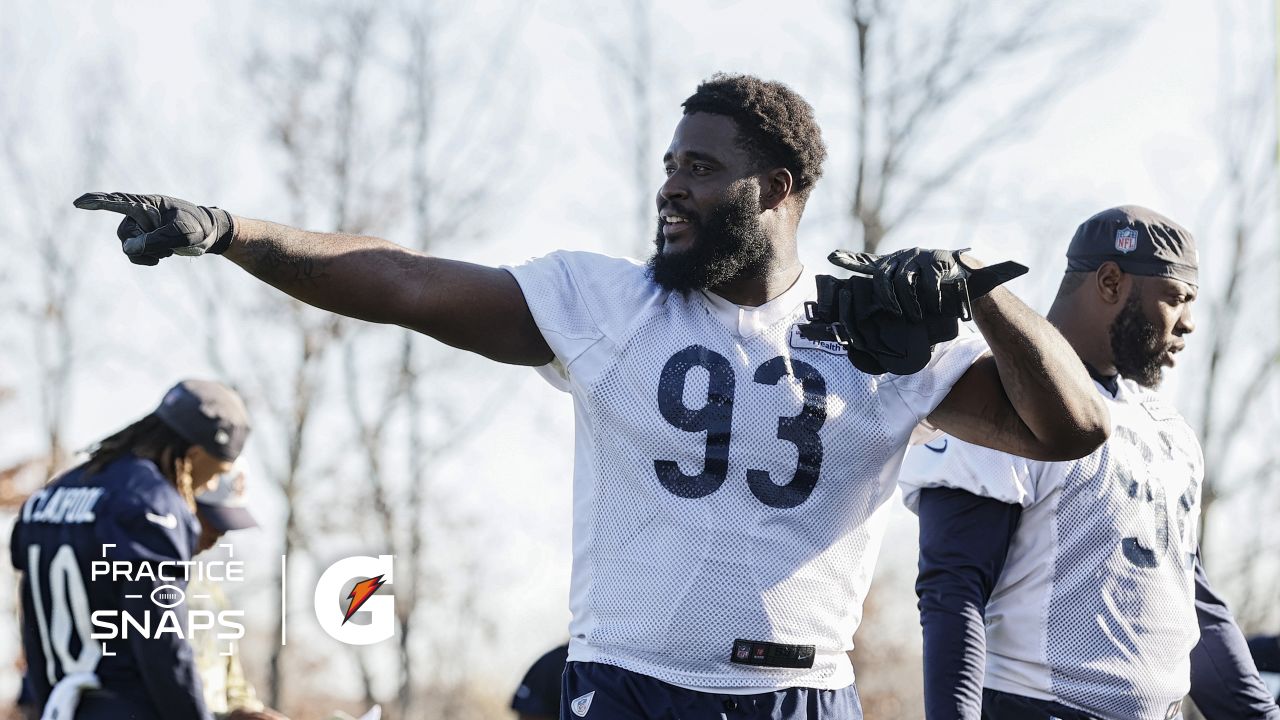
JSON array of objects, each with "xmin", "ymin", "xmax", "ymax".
[{"xmin": 281, "ymin": 554, "xmax": 287, "ymax": 646}]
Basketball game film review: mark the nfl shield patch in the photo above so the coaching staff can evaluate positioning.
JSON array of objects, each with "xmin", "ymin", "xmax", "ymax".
[{"xmin": 1115, "ymin": 227, "xmax": 1139, "ymax": 253}]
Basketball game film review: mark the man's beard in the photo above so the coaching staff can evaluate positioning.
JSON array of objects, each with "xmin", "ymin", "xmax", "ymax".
[
  {"xmin": 646, "ymin": 185, "xmax": 772, "ymax": 293},
  {"xmin": 1109, "ymin": 289, "xmax": 1165, "ymax": 388}
]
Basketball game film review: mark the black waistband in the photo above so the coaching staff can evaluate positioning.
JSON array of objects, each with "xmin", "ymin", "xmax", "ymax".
[{"xmin": 981, "ymin": 688, "xmax": 1103, "ymax": 720}]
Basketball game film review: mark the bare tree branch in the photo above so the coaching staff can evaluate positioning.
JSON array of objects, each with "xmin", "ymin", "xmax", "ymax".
[{"xmin": 842, "ymin": 0, "xmax": 1125, "ymax": 253}]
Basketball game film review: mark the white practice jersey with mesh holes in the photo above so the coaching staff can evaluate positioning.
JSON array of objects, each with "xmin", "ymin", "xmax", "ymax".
[
  {"xmin": 899, "ymin": 378, "xmax": 1203, "ymax": 720},
  {"xmin": 507, "ymin": 251, "xmax": 987, "ymax": 690}
]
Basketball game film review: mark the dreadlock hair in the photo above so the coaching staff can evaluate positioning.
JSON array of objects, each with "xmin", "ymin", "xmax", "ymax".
[
  {"xmin": 82, "ymin": 413, "xmax": 197, "ymax": 512},
  {"xmin": 681, "ymin": 73, "xmax": 828, "ymax": 208}
]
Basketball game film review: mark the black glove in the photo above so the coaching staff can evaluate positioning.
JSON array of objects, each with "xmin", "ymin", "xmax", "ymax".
[
  {"xmin": 73, "ymin": 192, "xmax": 235, "ymax": 266},
  {"xmin": 829, "ymin": 248, "xmax": 974, "ymax": 320},
  {"xmin": 799, "ymin": 247, "xmax": 1027, "ymax": 375}
]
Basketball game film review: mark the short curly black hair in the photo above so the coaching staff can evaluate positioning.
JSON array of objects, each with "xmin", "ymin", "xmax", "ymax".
[{"xmin": 681, "ymin": 73, "xmax": 827, "ymax": 204}]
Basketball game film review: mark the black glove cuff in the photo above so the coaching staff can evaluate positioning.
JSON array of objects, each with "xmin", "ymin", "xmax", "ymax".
[
  {"xmin": 964, "ymin": 260, "xmax": 1029, "ymax": 299},
  {"xmin": 207, "ymin": 207, "xmax": 235, "ymax": 255}
]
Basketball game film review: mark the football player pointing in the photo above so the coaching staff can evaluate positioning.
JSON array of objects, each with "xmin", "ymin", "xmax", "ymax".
[
  {"xmin": 78, "ymin": 75, "xmax": 1108, "ymax": 719},
  {"xmin": 900, "ymin": 206, "xmax": 1279, "ymax": 720}
]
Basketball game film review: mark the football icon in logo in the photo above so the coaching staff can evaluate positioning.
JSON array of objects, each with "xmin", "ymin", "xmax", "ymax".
[{"xmin": 151, "ymin": 584, "xmax": 186, "ymax": 608}]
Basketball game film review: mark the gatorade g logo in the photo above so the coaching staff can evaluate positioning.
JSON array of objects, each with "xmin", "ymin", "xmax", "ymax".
[{"xmin": 313, "ymin": 555, "xmax": 395, "ymax": 645}]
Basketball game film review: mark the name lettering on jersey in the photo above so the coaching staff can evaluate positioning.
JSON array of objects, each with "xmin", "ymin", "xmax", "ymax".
[
  {"xmin": 788, "ymin": 325, "xmax": 846, "ymax": 355},
  {"xmin": 22, "ymin": 487, "xmax": 105, "ymax": 524}
]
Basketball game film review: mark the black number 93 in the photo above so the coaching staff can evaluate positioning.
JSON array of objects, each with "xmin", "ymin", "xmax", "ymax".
[{"xmin": 654, "ymin": 345, "xmax": 827, "ymax": 509}]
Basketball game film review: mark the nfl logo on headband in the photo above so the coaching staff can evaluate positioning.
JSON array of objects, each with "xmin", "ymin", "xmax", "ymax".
[{"xmin": 1115, "ymin": 227, "xmax": 1139, "ymax": 253}]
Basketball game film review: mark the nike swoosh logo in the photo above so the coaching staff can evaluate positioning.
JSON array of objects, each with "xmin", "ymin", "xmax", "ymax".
[
  {"xmin": 925, "ymin": 439, "xmax": 948, "ymax": 453},
  {"xmin": 145, "ymin": 512, "xmax": 178, "ymax": 529}
]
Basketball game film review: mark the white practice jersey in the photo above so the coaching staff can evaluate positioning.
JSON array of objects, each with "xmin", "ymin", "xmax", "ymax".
[
  {"xmin": 507, "ymin": 251, "xmax": 987, "ymax": 690},
  {"xmin": 899, "ymin": 377, "xmax": 1203, "ymax": 720}
]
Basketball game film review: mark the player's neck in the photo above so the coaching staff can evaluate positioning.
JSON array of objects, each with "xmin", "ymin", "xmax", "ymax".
[
  {"xmin": 1047, "ymin": 300, "xmax": 1117, "ymax": 376},
  {"xmin": 708, "ymin": 258, "xmax": 804, "ymax": 307}
]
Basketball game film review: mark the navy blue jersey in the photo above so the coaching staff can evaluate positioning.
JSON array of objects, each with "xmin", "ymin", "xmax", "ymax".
[{"xmin": 9, "ymin": 454, "xmax": 211, "ymax": 720}]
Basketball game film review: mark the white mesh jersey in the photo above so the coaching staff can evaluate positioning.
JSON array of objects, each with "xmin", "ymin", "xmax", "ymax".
[
  {"xmin": 899, "ymin": 378, "xmax": 1203, "ymax": 720},
  {"xmin": 507, "ymin": 250, "xmax": 988, "ymax": 690}
]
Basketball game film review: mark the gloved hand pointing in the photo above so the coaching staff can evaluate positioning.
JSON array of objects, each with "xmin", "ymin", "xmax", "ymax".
[{"xmin": 74, "ymin": 192, "xmax": 235, "ymax": 266}]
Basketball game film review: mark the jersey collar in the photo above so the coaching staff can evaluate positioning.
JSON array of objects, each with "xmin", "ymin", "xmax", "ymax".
[
  {"xmin": 699, "ymin": 268, "xmax": 812, "ymax": 338},
  {"xmin": 1084, "ymin": 363, "xmax": 1120, "ymax": 397}
]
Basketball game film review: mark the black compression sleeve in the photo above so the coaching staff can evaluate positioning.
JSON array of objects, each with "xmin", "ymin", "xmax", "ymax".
[
  {"xmin": 916, "ymin": 487, "xmax": 1022, "ymax": 720},
  {"xmin": 1189, "ymin": 555, "xmax": 1280, "ymax": 719}
]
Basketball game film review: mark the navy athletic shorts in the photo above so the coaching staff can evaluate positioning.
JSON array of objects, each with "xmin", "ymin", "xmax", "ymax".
[{"xmin": 560, "ymin": 661, "xmax": 863, "ymax": 719}]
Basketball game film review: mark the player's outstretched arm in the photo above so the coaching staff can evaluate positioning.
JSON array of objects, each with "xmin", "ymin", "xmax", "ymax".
[
  {"xmin": 224, "ymin": 217, "xmax": 551, "ymax": 365},
  {"xmin": 75, "ymin": 192, "xmax": 552, "ymax": 366},
  {"xmin": 930, "ymin": 283, "xmax": 1110, "ymax": 462}
]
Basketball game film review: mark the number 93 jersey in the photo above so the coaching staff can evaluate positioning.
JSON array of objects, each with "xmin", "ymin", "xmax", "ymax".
[
  {"xmin": 507, "ymin": 251, "xmax": 988, "ymax": 690},
  {"xmin": 898, "ymin": 377, "xmax": 1203, "ymax": 720}
]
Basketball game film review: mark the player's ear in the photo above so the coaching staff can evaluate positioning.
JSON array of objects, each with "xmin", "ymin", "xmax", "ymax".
[
  {"xmin": 759, "ymin": 167, "xmax": 793, "ymax": 211},
  {"xmin": 182, "ymin": 445, "xmax": 205, "ymax": 467},
  {"xmin": 1095, "ymin": 262, "xmax": 1127, "ymax": 305},
  {"xmin": 184, "ymin": 445, "xmax": 229, "ymax": 494}
]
